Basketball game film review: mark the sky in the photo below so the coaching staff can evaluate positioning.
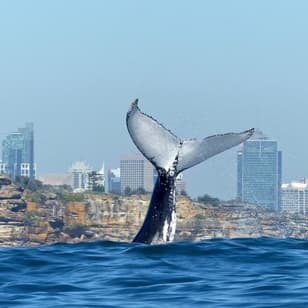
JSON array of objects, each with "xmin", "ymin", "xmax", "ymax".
[{"xmin": 0, "ymin": 0, "xmax": 308, "ymax": 199}]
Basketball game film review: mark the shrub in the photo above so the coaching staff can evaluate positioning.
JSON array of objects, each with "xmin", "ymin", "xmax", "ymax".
[
  {"xmin": 124, "ymin": 186, "xmax": 132, "ymax": 196},
  {"xmin": 197, "ymin": 194, "xmax": 220, "ymax": 206},
  {"xmin": 23, "ymin": 211, "xmax": 41, "ymax": 226},
  {"xmin": 195, "ymin": 214, "xmax": 206, "ymax": 220},
  {"xmin": 30, "ymin": 192, "xmax": 41, "ymax": 203},
  {"xmin": 58, "ymin": 192, "xmax": 85, "ymax": 202},
  {"xmin": 15, "ymin": 176, "xmax": 43, "ymax": 192}
]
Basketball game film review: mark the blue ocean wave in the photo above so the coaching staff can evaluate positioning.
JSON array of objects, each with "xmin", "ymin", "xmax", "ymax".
[{"xmin": 1, "ymin": 238, "xmax": 308, "ymax": 307}]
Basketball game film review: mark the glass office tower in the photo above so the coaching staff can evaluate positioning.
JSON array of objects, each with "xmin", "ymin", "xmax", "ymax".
[
  {"xmin": 237, "ymin": 131, "xmax": 282, "ymax": 211},
  {"xmin": 2, "ymin": 123, "xmax": 35, "ymax": 179}
]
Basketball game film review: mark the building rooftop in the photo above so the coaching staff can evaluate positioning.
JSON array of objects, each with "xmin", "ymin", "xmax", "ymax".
[
  {"xmin": 282, "ymin": 182, "xmax": 308, "ymax": 190},
  {"xmin": 249, "ymin": 129, "xmax": 269, "ymax": 140},
  {"xmin": 70, "ymin": 161, "xmax": 92, "ymax": 171},
  {"xmin": 121, "ymin": 153, "xmax": 147, "ymax": 161}
]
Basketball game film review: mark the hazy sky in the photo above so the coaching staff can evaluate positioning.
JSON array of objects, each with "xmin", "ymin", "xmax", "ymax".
[{"xmin": 1, "ymin": 1, "xmax": 308, "ymax": 199}]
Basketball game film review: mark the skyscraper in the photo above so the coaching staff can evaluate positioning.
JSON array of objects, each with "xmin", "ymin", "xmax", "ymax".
[
  {"xmin": 2, "ymin": 123, "xmax": 35, "ymax": 179},
  {"xmin": 96, "ymin": 162, "xmax": 105, "ymax": 189},
  {"xmin": 70, "ymin": 161, "xmax": 92, "ymax": 192},
  {"xmin": 107, "ymin": 168, "xmax": 121, "ymax": 194},
  {"xmin": 237, "ymin": 130, "xmax": 282, "ymax": 210},
  {"xmin": 120, "ymin": 154, "xmax": 154, "ymax": 194}
]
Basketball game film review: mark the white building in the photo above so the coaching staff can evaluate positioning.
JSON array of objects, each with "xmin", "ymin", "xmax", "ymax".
[
  {"xmin": 21, "ymin": 163, "xmax": 31, "ymax": 177},
  {"xmin": 70, "ymin": 161, "xmax": 92, "ymax": 192},
  {"xmin": 120, "ymin": 154, "xmax": 154, "ymax": 194},
  {"xmin": 97, "ymin": 162, "xmax": 105, "ymax": 188},
  {"xmin": 281, "ymin": 181, "xmax": 308, "ymax": 215},
  {"xmin": 0, "ymin": 161, "xmax": 6, "ymax": 174},
  {"xmin": 175, "ymin": 173, "xmax": 186, "ymax": 194}
]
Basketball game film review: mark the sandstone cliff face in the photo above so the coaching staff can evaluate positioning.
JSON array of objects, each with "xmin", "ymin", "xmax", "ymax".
[
  {"xmin": 175, "ymin": 199, "xmax": 308, "ymax": 240},
  {"xmin": 83, "ymin": 196, "xmax": 308, "ymax": 242},
  {"xmin": 1, "ymin": 175, "xmax": 308, "ymax": 246},
  {"xmin": 0, "ymin": 176, "xmax": 27, "ymax": 246},
  {"xmin": 85, "ymin": 194, "xmax": 149, "ymax": 242}
]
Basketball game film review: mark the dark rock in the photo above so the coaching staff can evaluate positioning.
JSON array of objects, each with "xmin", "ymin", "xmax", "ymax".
[
  {"xmin": 0, "ymin": 199, "xmax": 27, "ymax": 212},
  {"xmin": 84, "ymin": 230, "xmax": 95, "ymax": 238},
  {"xmin": 0, "ymin": 175, "xmax": 12, "ymax": 186},
  {"xmin": 0, "ymin": 217, "xmax": 10, "ymax": 223},
  {"xmin": 0, "ymin": 185, "xmax": 22, "ymax": 200},
  {"xmin": 41, "ymin": 193, "xmax": 57, "ymax": 201},
  {"xmin": 48, "ymin": 218, "xmax": 64, "ymax": 230},
  {"xmin": 6, "ymin": 199, "xmax": 27, "ymax": 206},
  {"xmin": 45, "ymin": 200, "xmax": 59, "ymax": 207},
  {"xmin": 16, "ymin": 186, "xmax": 24, "ymax": 193},
  {"xmin": 10, "ymin": 201, "xmax": 27, "ymax": 212},
  {"xmin": 64, "ymin": 224, "xmax": 87, "ymax": 238},
  {"xmin": 46, "ymin": 230, "xmax": 63, "ymax": 241}
]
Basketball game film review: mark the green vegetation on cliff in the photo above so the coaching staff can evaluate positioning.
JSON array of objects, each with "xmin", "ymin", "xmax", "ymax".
[
  {"xmin": 58, "ymin": 192, "xmax": 85, "ymax": 202},
  {"xmin": 23, "ymin": 211, "xmax": 42, "ymax": 226},
  {"xmin": 197, "ymin": 194, "xmax": 220, "ymax": 206},
  {"xmin": 14, "ymin": 176, "xmax": 43, "ymax": 192}
]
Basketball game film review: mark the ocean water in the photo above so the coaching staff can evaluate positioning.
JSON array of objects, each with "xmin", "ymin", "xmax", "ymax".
[{"xmin": 1, "ymin": 238, "xmax": 308, "ymax": 308}]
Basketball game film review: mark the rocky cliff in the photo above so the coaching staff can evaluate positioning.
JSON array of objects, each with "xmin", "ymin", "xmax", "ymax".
[{"xmin": 1, "ymin": 175, "xmax": 308, "ymax": 246}]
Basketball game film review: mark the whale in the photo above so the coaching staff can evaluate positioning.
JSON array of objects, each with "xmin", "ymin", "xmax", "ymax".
[{"xmin": 126, "ymin": 99, "xmax": 254, "ymax": 244}]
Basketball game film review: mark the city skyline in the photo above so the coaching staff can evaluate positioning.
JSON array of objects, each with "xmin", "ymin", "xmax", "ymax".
[
  {"xmin": 2, "ymin": 120, "xmax": 308, "ymax": 208},
  {"xmin": 1, "ymin": 122, "xmax": 307, "ymax": 215},
  {"xmin": 1, "ymin": 122, "xmax": 306, "ymax": 202},
  {"xmin": 1, "ymin": 1, "xmax": 308, "ymax": 198}
]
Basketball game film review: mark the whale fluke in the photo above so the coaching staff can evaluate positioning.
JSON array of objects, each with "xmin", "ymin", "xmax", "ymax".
[
  {"xmin": 127, "ymin": 99, "xmax": 180, "ymax": 172},
  {"xmin": 127, "ymin": 99, "xmax": 254, "ymax": 174},
  {"xmin": 127, "ymin": 99, "xmax": 254, "ymax": 244},
  {"xmin": 177, "ymin": 129, "xmax": 254, "ymax": 173}
]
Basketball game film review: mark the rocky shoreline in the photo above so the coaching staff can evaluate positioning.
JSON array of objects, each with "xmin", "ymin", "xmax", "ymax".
[{"xmin": 1, "ymin": 175, "xmax": 308, "ymax": 246}]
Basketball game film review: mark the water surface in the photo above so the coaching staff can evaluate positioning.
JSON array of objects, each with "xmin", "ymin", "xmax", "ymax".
[{"xmin": 1, "ymin": 238, "xmax": 308, "ymax": 307}]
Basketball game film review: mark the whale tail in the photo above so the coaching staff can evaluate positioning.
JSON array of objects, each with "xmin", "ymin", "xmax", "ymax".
[{"xmin": 126, "ymin": 99, "xmax": 254, "ymax": 174}]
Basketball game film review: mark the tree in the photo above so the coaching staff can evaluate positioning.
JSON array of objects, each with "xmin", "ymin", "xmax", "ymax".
[
  {"xmin": 197, "ymin": 194, "xmax": 220, "ymax": 206},
  {"xmin": 27, "ymin": 179, "xmax": 43, "ymax": 192},
  {"xmin": 15, "ymin": 176, "xmax": 43, "ymax": 192},
  {"xmin": 124, "ymin": 186, "xmax": 132, "ymax": 196},
  {"xmin": 133, "ymin": 187, "xmax": 146, "ymax": 195},
  {"xmin": 58, "ymin": 192, "xmax": 85, "ymax": 202},
  {"xmin": 15, "ymin": 176, "xmax": 29, "ymax": 187},
  {"xmin": 88, "ymin": 171, "xmax": 105, "ymax": 193},
  {"xmin": 179, "ymin": 190, "xmax": 188, "ymax": 196}
]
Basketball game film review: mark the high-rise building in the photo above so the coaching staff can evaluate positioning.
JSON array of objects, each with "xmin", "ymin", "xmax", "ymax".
[
  {"xmin": 281, "ymin": 181, "xmax": 308, "ymax": 215},
  {"xmin": 2, "ymin": 123, "xmax": 35, "ymax": 179},
  {"xmin": 175, "ymin": 173, "xmax": 186, "ymax": 195},
  {"xmin": 70, "ymin": 161, "xmax": 92, "ymax": 192},
  {"xmin": 120, "ymin": 154, "xmax": 154, "ymax": 194},
  {"xmin": 237, "ymin": 130, "xmax": 282, "ymax": 210},
  {"xmin": 18, "ymin": 123, "xmax": 34, "ymax": 177},
  {"xmin": 97, "ymin": 163, "xmax": 105, "ymax": 189},
  {"xmin": 107, "ymin": 168, "xmax": 121, "ymax": 194}
]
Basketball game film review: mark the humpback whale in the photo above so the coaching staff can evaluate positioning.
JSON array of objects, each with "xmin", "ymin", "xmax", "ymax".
[{"xmin": 126, "ymin": 99, "xmax": 254, "ymax": 244}]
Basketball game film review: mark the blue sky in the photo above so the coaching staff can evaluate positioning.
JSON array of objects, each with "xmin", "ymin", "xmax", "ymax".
[{"xmin": 0, "ymin": 1, "xmax": 308, "ymax": 198}]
